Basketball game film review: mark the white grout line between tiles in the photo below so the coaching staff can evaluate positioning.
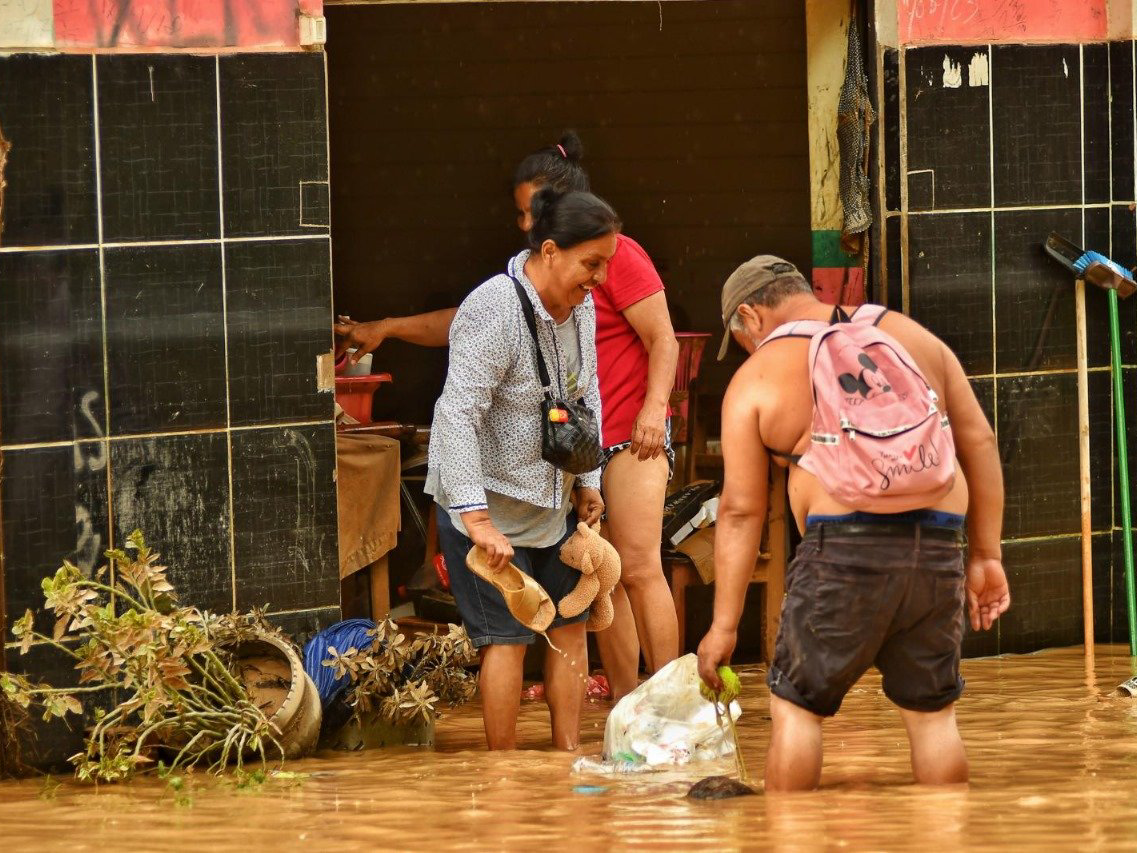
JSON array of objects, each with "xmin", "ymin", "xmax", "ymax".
[
  {"xmin": 0, "ymin": 420, "xmax": 337, "ymax": 453},
  {"xmin": 215, "ymin": 55, "xmax": 240, "ymax": 614},
  {"xmin": 90, "ymin": 55, "xmax": 115, "ymax": 560},
  {"xmin": 988, "ymin": 45, "xmax": 998, "ymax": 451},
  {"xmin": 0, "ymin": 234, "xmax": 329, "ymax": 254}
]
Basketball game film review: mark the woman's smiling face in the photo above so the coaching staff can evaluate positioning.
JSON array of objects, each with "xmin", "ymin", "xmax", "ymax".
[{"xmin": 538, "ymin": 232, "xmax": 619, "ymax": 308}]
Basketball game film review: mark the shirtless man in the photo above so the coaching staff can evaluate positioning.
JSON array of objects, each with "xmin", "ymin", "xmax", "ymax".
[{"xmin": 697, "ymin": 255, "xmax": 1010, "ymax": 791}]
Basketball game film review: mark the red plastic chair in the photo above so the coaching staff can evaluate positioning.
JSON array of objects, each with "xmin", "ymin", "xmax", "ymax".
[{"xmin": 670, "ymin": 333, "xmax": 711, "ymax": 444}]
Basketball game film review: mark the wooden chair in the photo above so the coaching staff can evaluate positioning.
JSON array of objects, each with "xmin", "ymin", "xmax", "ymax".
[{"xmin": 667, "ymin": 465, "xmax": 788, "ymax": 662}]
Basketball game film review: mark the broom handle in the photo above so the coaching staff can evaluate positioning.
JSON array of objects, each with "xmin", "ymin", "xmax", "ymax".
[
  {"xmin": 1108, "ymin": 288, "xmax": 1137, "ymax": 655},
  {"xmin": 1076, "ymin": 281, "xmax": 1095, "ymax": 673}
]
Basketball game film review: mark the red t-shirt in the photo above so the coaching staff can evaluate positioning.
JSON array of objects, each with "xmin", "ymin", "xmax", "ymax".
[{"xmin": 592, "ymin": 234, "xmax": 667, "ymax": 448}]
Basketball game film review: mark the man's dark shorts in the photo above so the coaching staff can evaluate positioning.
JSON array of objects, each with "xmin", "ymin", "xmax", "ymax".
[
  {"xmin": 436, "ymin": 505, "xmax": 589, "ymax": 648},
  {"xmin": 767, "ymin": 521, "xmax": 966, "ymax": 717}
]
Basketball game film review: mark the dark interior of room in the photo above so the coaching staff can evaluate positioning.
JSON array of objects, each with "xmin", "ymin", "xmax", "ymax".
[{"xmin": 326, "ymin": 0, "xmax": 812, "ymax": 427}]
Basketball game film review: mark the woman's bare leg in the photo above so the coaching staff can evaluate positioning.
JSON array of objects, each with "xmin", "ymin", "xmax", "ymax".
[
  {"xmin": 603, "ymin": 450, "xmax": 678, "ymax": 676},
  {"xmin": 544, "ymin": 622, "xmax": 589, "ymax": 750},
  {"xmin": 593, "ymin": 581, "xmax": 640, "ymax": 700},
  {"xmin": 479, "ymin": 644, "xmax": 527, "ymax": 750}
]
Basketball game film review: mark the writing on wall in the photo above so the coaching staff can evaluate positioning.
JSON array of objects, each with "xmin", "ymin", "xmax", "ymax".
[
  {"xmin": 51, "ymin": 0, "xmax": 321, "ymax": 49},
  {"xmin": 898, "ymin": 0, "xmax": 1107, "ymax": 44}
]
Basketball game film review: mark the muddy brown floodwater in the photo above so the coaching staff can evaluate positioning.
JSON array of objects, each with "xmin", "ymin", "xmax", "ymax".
[{"xmin": 2, "ymin": 645, "xmax": 1136, "ymax": 851}]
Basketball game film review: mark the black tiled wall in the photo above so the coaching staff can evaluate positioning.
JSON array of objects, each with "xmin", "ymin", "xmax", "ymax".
[
  {"xmin": 0, "ymin": 52, "xmax": 339, "ymax": 761},
  {"xmin": 103, "ymin": 243, "xmax": 228, "ymax": 434},
  {"xmin": 882, "ymin": 42, "xmax": 1137, "ymax": 655},
  {"xmin": 0, "ymin": 249, "xmax": 104, "ymax": 445},
  {"xmin": 96, "ymin": 55, "xmax": 221, "ymax": 243},
  {"xmin": 219, "ymin": 55, "xmax": 330, "ymax": 238}
]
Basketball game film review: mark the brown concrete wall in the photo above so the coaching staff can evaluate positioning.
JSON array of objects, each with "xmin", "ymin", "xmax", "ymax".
[{"xmin": 327, "ymin": 0, "xmax": 811, "ymax": 424}]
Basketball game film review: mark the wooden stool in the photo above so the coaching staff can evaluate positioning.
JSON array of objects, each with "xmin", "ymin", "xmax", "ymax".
[{"xmin": 669, "ymin": 466, "xmax": 788, "ymax": 662}]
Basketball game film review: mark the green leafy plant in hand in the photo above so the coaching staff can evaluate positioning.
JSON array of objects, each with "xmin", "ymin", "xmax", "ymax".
[
  {"xmin": 700, "ymin": 665, "xmax": 747, "ymax": 783},
  {"xmin": 699, "ymin": 666, "xmax": 742, "ymax": 704}
]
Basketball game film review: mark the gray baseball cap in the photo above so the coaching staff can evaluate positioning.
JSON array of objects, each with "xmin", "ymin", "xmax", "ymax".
[{"xmin": 717, "ymin": 255, "xmax": 807, "ymax": 360}]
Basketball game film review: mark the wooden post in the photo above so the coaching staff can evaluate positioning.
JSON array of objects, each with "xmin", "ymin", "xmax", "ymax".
[
  {"xmin": 369, "ymin": 555, "xmax": 391, "ymax": 622},
  {"xmin": 1075, "ymin": 279, "xmax": 1095, "ymax": 674}
]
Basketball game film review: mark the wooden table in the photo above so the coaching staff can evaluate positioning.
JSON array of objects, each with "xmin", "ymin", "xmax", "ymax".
[{"xmin": 668, "ymin": 465, "xmax": 788, "ymax": 662}]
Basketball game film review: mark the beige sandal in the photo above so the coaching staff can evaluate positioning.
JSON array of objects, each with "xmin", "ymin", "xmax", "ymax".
[{"xmin": 465, "ymin": 547, "xmax": 555, "ymax": 633}]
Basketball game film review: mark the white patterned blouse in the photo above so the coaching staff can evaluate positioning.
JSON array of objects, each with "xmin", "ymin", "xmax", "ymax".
[{"xmin": 424, "ymin": 250, "xmax": 603, "ymax": 517}]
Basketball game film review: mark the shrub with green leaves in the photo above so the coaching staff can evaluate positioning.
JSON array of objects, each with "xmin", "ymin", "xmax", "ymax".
[{"xmin": 0, "ymin": 531, "xmax": 284, "ymax": 782}]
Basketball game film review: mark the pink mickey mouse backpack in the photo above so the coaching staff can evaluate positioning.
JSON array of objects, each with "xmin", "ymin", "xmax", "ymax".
[{"xmin": 760, "ymin": 304, "xmax": 956, "ymax": 511}]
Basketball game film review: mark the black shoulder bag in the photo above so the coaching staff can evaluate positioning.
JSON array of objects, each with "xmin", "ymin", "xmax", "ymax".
[{"xmin": 510, "ymin": 277, "xmax": 603, "ymax": 475}]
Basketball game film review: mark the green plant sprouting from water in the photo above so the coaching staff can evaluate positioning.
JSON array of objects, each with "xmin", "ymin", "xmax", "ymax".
[
  {"xmin": 0, "ymin": 531, "xmax": 283, "ymax": 782},
  {"xmin": 323, "ymin": 620, "xmax": 477, "ymax": 727}
]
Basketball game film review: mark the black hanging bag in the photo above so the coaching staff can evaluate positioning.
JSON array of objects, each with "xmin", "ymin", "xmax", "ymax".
[{"xmin": 511, "ymin": 277, "xmax": 603, "ymax": 475}]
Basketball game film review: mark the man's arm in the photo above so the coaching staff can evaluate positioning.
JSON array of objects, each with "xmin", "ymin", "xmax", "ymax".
[
  {"xmin": 621, "ymin": 292, "xmax": 680, "ymax": 460},
  {"xmin": 334, "ymin": 308, "xmax": 459, "ymax": 361},
  {"xmin": 697, "ymin": 365, "xmax": 768, "ymax": 689},
  {"xmin": 941, "ymin": 344, "xmax": 1010, "ymax": 630}
]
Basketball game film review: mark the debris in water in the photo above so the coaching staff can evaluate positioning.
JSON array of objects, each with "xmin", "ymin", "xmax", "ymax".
[
  {"xmin": 573, "ymin": 785, "xmax": 609, "ymax": 795},
  {"xmin": 571, "ymin": 755, "xmax": 655, "ymax": 775},
  {"xmin": 1117, "ymin": 676, "xmax": 1137, "ymax": 697},
  {"xmin": 523, "ymin": 675, "xmax": 611, "ymax": 701},
  {"xmin": 686, "ymin": 776, "xmax": 757, "ymax": 800}
]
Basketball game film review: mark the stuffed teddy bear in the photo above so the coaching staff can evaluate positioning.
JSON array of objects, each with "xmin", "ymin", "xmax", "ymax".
[{"xmin": 557, "ymin": 521, "xmax": 622, "ymax": 631}]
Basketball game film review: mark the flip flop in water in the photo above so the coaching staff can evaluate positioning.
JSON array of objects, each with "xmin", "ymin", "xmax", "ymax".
[{"xmin": 465, "ymin": 546, "xmax": 556, "ymax": 633}]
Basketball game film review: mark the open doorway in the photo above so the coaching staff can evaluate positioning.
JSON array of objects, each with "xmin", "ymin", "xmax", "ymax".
[
  {"xmin": 325, "ymin": 0, "xmax": 811, "ymax": 424},
  {"xmin": 324, "ymin": 0, "xmax": 812, "ymax": 650}
]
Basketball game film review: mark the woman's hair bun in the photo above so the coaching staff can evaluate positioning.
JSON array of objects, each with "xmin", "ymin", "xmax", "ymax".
[
  {"xmin": 557, "ymin": 130, "xmax": 584, "ymax": 164},
  {"xmin": 528, "ymin": 185, "xmax": 563, "ymax": 228}
]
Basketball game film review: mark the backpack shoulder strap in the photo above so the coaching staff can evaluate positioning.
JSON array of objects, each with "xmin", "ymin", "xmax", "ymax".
[
  {"xmin": 851, "ymin": 304, "xmax": 889, "ymax": 326},
  {"xmin": 758, "ymin": 305, "xmax": 888, "ymax": 352},
  {"xmin": 756, "ymin": 319, "xmax": 828, "ymax": 352}
]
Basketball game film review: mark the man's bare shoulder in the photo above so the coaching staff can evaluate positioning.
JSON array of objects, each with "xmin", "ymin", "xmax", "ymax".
[
  {"xmin": 876, "ymin": 309, "xmax": 950, "ymax": 370},
  {"xmin": 877, "ymin": 307, "xmax": 943, "ymax": 344},
  {"xmin": 724, "ymin": 343, "xmax": 796, "ymax": 410},
  {"xmin": 730, "ymin": 343, "xmax": 789, "ymax": 386},
  {"xmin": 723, "ymin": 353, "xmax": 765, "ymax": 402}
]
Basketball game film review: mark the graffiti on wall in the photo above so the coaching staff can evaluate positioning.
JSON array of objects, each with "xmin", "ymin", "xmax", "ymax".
[
  {"xmin": 52, "ymin": 0, "xmax": 321, "ymax": 49},
  {"xmin": 898, "ymin": 0, "xmax": 1107, "ymax": 44}
]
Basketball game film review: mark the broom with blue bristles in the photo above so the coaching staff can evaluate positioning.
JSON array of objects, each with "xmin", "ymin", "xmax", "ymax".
[{"xmin": 1045, "ymin": 234, "xmax": 1137, "ymax": 664}]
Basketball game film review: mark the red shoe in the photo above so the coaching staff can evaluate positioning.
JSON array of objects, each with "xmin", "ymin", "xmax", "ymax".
[
  {"xmin": 586, "ymin": 675, "xmax": 611, "ymax": 700},
  {"xmin": 521, "ymin": 675, "xmax": 611, "ymax": 701}
]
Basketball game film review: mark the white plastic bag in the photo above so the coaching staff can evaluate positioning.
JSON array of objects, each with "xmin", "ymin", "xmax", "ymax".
[{"xmin": 601, "ymin": 653, "xmax": 740, "ymax": 768}]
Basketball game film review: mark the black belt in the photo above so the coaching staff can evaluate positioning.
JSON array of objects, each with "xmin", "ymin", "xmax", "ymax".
[{"xmin": 803, "ymin": 522, "xmax": 964, "ymax": 544}]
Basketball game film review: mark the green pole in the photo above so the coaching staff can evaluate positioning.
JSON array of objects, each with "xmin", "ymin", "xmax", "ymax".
[{"xmin": 1108, "ymin": 287, "xmax": 1137, "ymax": 655}]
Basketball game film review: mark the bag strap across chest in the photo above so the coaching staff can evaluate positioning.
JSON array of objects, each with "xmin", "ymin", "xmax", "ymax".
[{"xmin": 510, "ymin": 275, "xmax": 554, "ymax": 396}]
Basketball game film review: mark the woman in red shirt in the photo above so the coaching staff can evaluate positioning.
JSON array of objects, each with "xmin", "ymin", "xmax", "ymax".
[{"xmin": 336, "ymin": 133, "xmax": 679, "ymax": 700}]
